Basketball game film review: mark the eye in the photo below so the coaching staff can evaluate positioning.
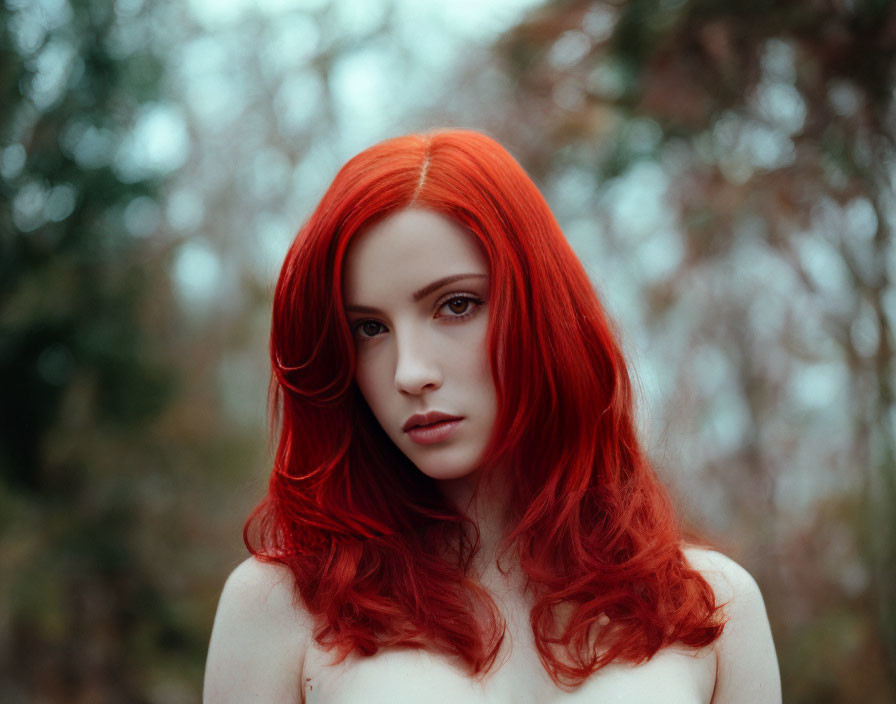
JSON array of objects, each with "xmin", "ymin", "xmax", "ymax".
[
  {"xmin": 444, "ymin": 297, "xmax": 472, "ymax": 315},
  {"xmin": 350, "ymin": 293, "xmax": 485, "ymax": 343},
  {"xmin": 353, "ymin": 320, "xmax": 386, "ymax": 340},
  {"xmin": 436, "ymin": 294, "xmax": 484, "ymax": 319}
]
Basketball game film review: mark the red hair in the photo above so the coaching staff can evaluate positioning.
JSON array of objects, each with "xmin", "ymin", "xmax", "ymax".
[{"xmin": 245, "ymin": 129, "xmax": 724, "ymax": 685}]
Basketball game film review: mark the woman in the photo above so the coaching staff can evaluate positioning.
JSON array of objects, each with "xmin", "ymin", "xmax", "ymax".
[{"xmin": 204, "ymin": 130, "xmax": 781, "ymax": 702}]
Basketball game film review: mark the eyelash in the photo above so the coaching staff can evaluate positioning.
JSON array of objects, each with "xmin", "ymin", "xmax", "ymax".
[{"xmin": 351, "ymin": 293, "xmax": 485, "ymax": 342}]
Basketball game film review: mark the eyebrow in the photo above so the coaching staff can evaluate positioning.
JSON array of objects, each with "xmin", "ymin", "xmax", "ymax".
[{"xmin": 345, "ymin": 273, "xmax": 488, "ymax": 314}]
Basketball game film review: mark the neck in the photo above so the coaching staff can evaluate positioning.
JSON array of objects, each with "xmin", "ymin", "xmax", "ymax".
[{"xmin": 437, "ymin": 467, "xmax": 519, "ymax": 586}]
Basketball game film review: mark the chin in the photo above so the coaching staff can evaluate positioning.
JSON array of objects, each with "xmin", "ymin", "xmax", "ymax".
[
  {"xmin": 406, "ymin": 449, "xmax": 484, "ymax": 483},
  {"xmin": 418, "ymin": 463, "xmax": 480, "ymax": 482}
]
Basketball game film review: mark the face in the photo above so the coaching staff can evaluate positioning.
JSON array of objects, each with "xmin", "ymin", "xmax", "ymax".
[{"xmin": 342, "ymin": 208, "xmax": 497, "ymax": 482}]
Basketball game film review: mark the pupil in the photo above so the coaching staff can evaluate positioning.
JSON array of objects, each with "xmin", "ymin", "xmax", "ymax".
[{"xmin": 449, "ymin": 299, "xmax": 467, "ymax": 314}]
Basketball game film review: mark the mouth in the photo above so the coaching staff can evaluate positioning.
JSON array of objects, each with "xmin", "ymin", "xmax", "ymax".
[
  {"xmin": 405, "ymin": 418, "xmax": 463, "ymax": 446},
  {"xmin": 402, "ymin": 411, "xmax": 463, "ymax": 432}
]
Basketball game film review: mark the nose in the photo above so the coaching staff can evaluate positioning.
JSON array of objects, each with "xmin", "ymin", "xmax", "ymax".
[{"xmin": 393, "ymin": 326, "xmax": 442, "ymax": 395}]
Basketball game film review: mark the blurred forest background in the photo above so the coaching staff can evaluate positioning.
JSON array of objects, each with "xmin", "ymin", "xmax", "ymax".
[{"xmin": 1, "ymin": 0, "xmax": 894, "ymax": 701}]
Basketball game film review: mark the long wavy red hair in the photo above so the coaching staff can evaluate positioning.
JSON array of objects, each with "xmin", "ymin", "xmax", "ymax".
[{"xmin": 245, "ymin": 129, "xmax": 724, "ymax": 685}]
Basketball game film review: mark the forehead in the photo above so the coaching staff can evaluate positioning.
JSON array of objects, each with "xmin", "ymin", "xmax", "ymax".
[{"xmin": 343, "ymin": 209, "xmax": 488, "ymax": 301}]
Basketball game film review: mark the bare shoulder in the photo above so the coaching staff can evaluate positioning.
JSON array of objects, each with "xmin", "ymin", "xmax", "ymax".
[
  {"xmin": 204, "ymin": 557, "xmax": 313, "ymax": 704},
  {"xmin": 682, "ymin": 546, "xmax": 782, "ymax": 704},
  {"xmin": 682, "ymin": 546, "xmax": 760, "ymax": 604},
  {"xmin": 216, "ymin": 556, "xmax": 306, "ymax": 619}
]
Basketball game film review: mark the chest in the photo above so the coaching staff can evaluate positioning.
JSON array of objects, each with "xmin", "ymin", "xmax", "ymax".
[{"xmin": 301, "ymin": 605, "xmax": 716, "ymax": 704}]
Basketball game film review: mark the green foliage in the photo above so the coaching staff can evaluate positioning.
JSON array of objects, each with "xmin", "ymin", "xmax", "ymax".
[{"xmin": 0, "ymin": 0, "xmax": 187, "ymax": 699}]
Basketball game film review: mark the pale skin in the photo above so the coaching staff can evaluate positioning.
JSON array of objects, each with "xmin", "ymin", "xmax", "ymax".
[{"xmin": 204, "ymin": 209, "xmax": 782, "ymax": 703}]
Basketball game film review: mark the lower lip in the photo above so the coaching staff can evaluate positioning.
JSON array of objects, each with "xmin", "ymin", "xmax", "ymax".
[{"xmin": 406, "ymin": 419, "xmax": 463, "ymax": 445}]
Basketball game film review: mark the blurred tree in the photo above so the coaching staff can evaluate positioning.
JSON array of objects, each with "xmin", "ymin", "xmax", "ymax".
[
  {"xmin": 487, "ymin": 0, "xmax": 896, "ymax": 701},
  {"xmin": 0, "ymin": 0, "xmax": 201, "ymax": 701},
  {"xmin": 1, "ymin": 0, "xmax": 432, "ymax": 700},
  {"xmin": 4, "ymin": 0, "xmax": 891, "ymax": 700}
]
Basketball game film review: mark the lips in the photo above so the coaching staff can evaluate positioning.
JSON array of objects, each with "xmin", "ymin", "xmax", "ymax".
[{"xmin": 402, "ymin": 411, "xmax": 463, "ymax": 432}]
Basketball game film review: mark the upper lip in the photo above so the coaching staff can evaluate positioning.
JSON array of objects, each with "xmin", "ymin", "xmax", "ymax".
[{"xmin": 402, "ymin": 411, "xmax": 463, "ymax": 432}]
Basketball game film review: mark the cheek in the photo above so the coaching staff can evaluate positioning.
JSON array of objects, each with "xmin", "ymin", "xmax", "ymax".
[
  {"xmin": 477, "ymin": 342, "xmax": 498, "ymax": 427},
  {"xmin": 355, "ymin": 355, "xmax": 389, "ymax": 418},
  {"xmin": 471, "ymin": 327, "xmax": 494, "ymax": 393}
]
